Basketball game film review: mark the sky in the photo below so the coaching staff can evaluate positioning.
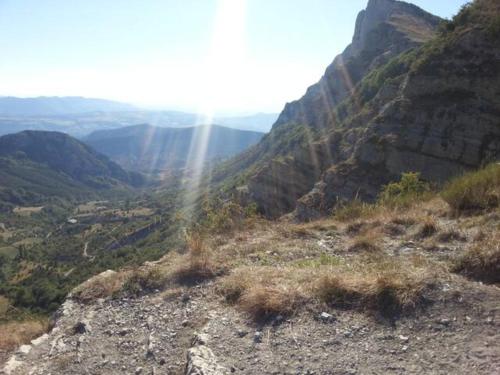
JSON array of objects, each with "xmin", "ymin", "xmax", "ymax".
[{"xmin": 0, "ymin": 0, "xmax": 468, "ymax": 115}]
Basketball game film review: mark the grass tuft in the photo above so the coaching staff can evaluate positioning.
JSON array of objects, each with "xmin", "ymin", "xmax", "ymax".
[
  {"xmin": 441, "ymin": 163, "xmax": 500, "ymax": 213},
  {"xmin": 72, "ymin": 270, "xmax": 129, "ymax": 302},
  {"xmin": 334, "ymin": 199, "xmax": 375, "ymax": 222},
  {"xmin": 452, "ymin": 231, "xmax": 500, "ymax": 284},
  {"xmin": 314, "ymin": 262, "xmax": 431, "ymax": 316},
  {"xmin": 172, "ymin": 231, "xmax": 224, "ymax": 285},
  {"xmin": 348, "ymin": 235, "xmax": 381, "ymax": 253},
  {"xmin": 415, "ymin": 217, "xmax": 438, "ymax": 239}
]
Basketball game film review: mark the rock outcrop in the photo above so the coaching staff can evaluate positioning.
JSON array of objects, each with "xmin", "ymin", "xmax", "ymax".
[{"xmin": 213, "ymin": 0, "xmax": 500, "ymax": 220}]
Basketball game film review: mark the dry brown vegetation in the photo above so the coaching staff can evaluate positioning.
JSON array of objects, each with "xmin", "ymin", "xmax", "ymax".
[
  {"xmin": 452, "ymin": 230, "xmax": 500, "ymax": 284},
  {"xmin": 441, "ymin": 163, "xmax": 500, "ymax": 213},
  {"xmin": 68, "ymin": 168, "xmax": 499, "ymax": 324},
  {"xmin": 414, "ymin": 216, "xmax": 439, "ymax": 239},
  {"xmin": 72, "ymin": 270, "xmax": 130, "ymax": 303},
  {"xmin": 348, "ymin": 233, "xmax": 382, "ymax": 253},
  {"xmin": 171, "ymin": 232, "xmax": 223, "ymax": 285},
  {"xmin": 0, "ymin": 319, "xmax": 48, "ymax": 352}
]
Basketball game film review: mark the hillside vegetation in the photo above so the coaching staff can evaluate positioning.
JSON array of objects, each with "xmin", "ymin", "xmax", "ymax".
[{"xmin": 0, "ymin": 131, "xmax": 143, "ymax": 209}]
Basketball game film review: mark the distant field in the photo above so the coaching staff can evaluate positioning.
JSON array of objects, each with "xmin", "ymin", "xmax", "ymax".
[
  {"xmin": 75, "ymin": 201, "xmax": 109, "ymax": 214},
  {"xmin": 13, "ymin": 206, "xmax": 44, "ymax": 216},
  {"xmin": 12, "ymin": 237, "xmax": 42, "ymax": 248},
  {"xmin": 0, "ymin": 246, "xmax": 18, "ymax": 258}
]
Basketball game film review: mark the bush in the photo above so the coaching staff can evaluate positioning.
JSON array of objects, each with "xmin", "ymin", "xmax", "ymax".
[
  {"xmin": 379, "ymin": 172, "xmax": 431, "ymax": 207},
  {"xmin": 441, "ymin": 163, "xmax": 500, "ymax": 212}
]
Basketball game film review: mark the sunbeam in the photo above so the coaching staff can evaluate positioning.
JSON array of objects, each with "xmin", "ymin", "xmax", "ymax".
[{"xmin": 180, "ymin": 0, "xmax": 248, "ymax": 221}]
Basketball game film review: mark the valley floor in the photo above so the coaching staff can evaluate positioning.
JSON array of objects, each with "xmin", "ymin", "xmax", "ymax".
[{"xmin": 3, "ymin": 198, "xmax": 500, "ymax": 374}]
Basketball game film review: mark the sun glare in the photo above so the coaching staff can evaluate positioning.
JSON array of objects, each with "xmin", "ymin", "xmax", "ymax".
[{"xmin": 180, "ymin": 0, "xmax": 248, "ymax": 220}]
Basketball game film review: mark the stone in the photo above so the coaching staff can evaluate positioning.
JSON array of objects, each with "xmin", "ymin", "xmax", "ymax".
[
  {"xmin": 254, "ymin": 331, "xmax": 263, "ymax": 343},
  {"xmin": 236, "ymin": 329, "xmax": 248, "ymax": 338},
  {"xmin": 73, "ymin": 320, "xmax": 91, "ymax": 334},
  {"xmin": 319, "ymin": 312, "xmax": 335, "ymax": 323},
  {"xmin": 17, "ymin": 345, "xmax": 32, "ymax": 355},
  {"xmin": 186, "ymin": 345, "xmax": 226, "ymax": 375}
]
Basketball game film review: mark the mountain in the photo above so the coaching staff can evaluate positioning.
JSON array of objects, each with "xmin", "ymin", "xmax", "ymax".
[
  {"xmin": 0, "ymin": 131, "xmax": 142, "ymax": 206},
  {"xmin": 0, "ymin": 96, "xmax": 136, "ymax": 116},
  {"xmin": 0, "ymin": 97, "xmax": 278, "ymax": 137},
  {"xmin": 212, "ymin": 0, "xmax": 500, "ymax": 219},
  {"xmin": 84, "ymin": 124, "xmax": 264, "ymax": 172},
  {"xmin": 215, "ymin": 113, "xmax": 279, "ymax": 132}
]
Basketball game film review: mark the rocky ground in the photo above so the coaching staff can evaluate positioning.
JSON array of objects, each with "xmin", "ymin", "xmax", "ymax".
[
  {"xmin": 3, "ymin": 200, "xmax": 500, "ymax": 374},
  {"xmin": 3, "ymin": 279, "xmax": 499, "ymax": 375}
]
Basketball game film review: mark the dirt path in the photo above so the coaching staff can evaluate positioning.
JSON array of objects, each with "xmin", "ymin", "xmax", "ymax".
[{"xmin": 82, "ymin": 242, "xmax": 89, "ymax": 258}]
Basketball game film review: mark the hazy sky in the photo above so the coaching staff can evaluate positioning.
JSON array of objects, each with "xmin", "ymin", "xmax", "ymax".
[{"xmin": 0, "ymin": 0, "xmax": 468, "ymax": 115}]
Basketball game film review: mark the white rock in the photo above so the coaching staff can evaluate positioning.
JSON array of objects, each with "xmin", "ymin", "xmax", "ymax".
[{"xmin": 17, "ymin": 345, "xmax": 32, "ymax": 355}]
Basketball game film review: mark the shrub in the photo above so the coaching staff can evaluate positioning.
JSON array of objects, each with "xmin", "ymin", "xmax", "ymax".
[
  {"xmin": 379, "ymin": 172, "xmax": 431, "ymax": 208},
  {"xmin": 441, "ymin": 163, "xmax": 500, "ymax": 212}
]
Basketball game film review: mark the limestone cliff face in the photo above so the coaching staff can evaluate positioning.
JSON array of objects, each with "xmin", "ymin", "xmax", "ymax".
[
  {"xmin": 296, "ymin": 2, "xmax": 500, "ymax": 219},
  {"xmin": 214, "ymin": 0, "xmax": 500, "ymax": 219},
  {"xmin": 274, "ymin": 0, "xmax": 440, "ymax": 132}
]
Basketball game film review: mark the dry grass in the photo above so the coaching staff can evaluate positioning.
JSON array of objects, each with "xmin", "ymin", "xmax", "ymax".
[
  {"xmin": 414, "ymin": 216, "xmax": 439, "ymax": 239},
  {"xmin": 313, "ymin": 256, "xmax": 435, "ymax": 316},
  {"xmin": 436, "ymin": 229, "xmax": 466, "ymax": 243},
  {"xmin": 334, "ymin": 199, "xmax": 377, "ymax": 222},
  {"xmin": 348, "ymin": 234, "xmax": 382, "ymax": 253},
  {"xmin": 442, "ymin": 163, "xmax": 500, "ymax": 213},
  {"xmin": 452, "ymin": 231, "xmax": 500, "ymax": 284},
  {"xmin": 391, "ymin": 216, "xmax": 417, "ymax": 227},
  {"xmin": 171, "ymin": 231, "xmax": 224, "ymax": 284},
  {"xmin": 218, "ymin": 251, "xmax": 439, "ymax": 320},
  {"xmin": 0, "ymin": 296, "xmax": 9, "ymax": 317},
  {"xmin": 0, "ymin": 319, "xmax": 48, "ymax": 351},
  {"xmin": 72, "ymin": 270, "xmax": 130, "ymax": 302},
  {"xmin": 218, "ymin": 267, "xmax": 307, "ymax": 321}
]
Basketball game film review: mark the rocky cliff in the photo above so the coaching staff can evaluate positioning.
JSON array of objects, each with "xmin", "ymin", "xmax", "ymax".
[{"xmin": 213, "ymin": 0, "xmax": 500, "ymax": 219}]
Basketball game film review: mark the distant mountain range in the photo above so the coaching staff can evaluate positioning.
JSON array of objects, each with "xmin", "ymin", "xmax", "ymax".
[
  {"xmin": 84, "ymin": 124, "xmax": 264, "ymax": 172},
  {"xmin": 0, "ymin": 131, "xmax": 142, "ymax": 207},
  {"xmin": 0, "ymin": 96, "xmax": 136, "ymax": 116},
  {"xmin": 0, "ymin": 97, "xmax": 278, "ymax": 136}
]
